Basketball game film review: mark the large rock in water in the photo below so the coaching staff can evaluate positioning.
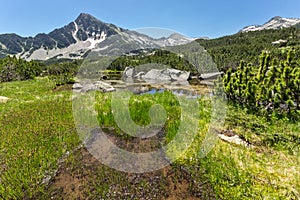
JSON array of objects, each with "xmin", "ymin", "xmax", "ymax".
[
  {"xmin": 123, "ymin": 67, "xmax": 190, "ymax": 82},
  {"xmin": 144, "ymin": 68, "xmax": 190, "ymax": 81},
  {"xmin": 122, "ymin": 66, "xmax": 135, "ymax": 78},
  {"xmin": 134, "ymin": 72, "xmax": 145, "ymax": 80},
  {"xmin": 72, "ymin": 83, "xmax": 83, "ymax": 90},
  {"xmin": 73, "ymin": 81, "xmax": 115, "ymax": 92},
  {"xmin": 93, "ymin": 81, "xmax": 116, "ymax": 92}
]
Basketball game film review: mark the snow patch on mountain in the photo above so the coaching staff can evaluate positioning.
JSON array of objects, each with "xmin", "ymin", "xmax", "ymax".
[
  {"xmin": 0, "ymin": 42, "xmax": 7, "ymax": 50},
  {"xmin": 0, "ymin": 13, "xmax": 195, "ymax": 60},
  {"xmin": 241, "ymin": 16, "xmax": 300, "ymax": 32},
  {"xmin": 154, "ymin": 33, "xmax": 194, "ymax": 47},
  {"xmin": 26, "ymin": 35, "xmax": 108, "ymax": 60},
  {"xmin": 26, "ymin": 30, "xmax": 194, "ymax": 60},
  {"xmin": 86, "ymin": 31, "xmax": 107, "ymax": 49},
  {"xmin": 72, "ymin": 22, "xmax": 80, "ymax": 43},
  {"xmin": 26, "ymin": 21, "xmax": 109, "ymax": 60}
]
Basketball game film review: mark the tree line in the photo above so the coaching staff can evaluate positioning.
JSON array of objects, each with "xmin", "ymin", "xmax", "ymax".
[
  {"xmin": 0, "ymin": 56, "xmax": 42, "ymax": 82},
  {"xmin": 197, "ymin": 26, "xmax": 300, "ymax": 71},
  {"xmin": 0, "ymin": 56, "xmax": 81, "ymax": 85},
  {"xmin": 108, "ymin": 49, "xmax": 198, "ymax": 74}
]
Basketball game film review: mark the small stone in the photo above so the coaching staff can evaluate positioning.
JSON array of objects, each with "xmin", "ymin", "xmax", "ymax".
[
  {"xmin": 0, "ymin": 96, "xmax": 9, "ymax": 103},
  {"xmin": 72, "ymin": 83, "xmax": 83, "ymax": 90}
]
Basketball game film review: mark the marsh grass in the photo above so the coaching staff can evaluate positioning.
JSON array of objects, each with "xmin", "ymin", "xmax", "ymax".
[
  {"xmin": 0, "ymin": 78, "xmax": 299, "ymax": 199},
  {"xmin": 96, "ymin": 90, "xmax": 300, "ymax": 199},
  {"xmin": 95, "ymin": 90, "xmax": 182, "ymax": 142}
]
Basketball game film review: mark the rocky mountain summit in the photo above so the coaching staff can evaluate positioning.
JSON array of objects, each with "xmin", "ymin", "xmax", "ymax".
[
  {"xmin": 0, "ymin": 13, "xmax": 193, "ymax": 60},
  {"xmin": 240, "ymin": 16, "xmax": 300, "ymax": 32},
  {"xmin": 1, "ymin": 14, "xmax": 299, "ymax": 61}
]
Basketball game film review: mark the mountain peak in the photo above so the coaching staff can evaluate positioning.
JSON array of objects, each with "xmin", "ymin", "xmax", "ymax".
[
  {"xmin": 76, "ymin": 13, "xmax": 97, "ymax": 20},
  {"xmin": 240, "ymin": 16, "xmax": 300, "ymax": 33},
  {"xmin": 73, "ymin": 13, "xmax": 120, "ymax": 41},
  {"xmin": 270, "ymin": 16, "xmax": 282, "ymax": 21},
  {"xmin": 75, "ymin": 13, "xmax": 103, "ymax": 24},
  {"xmin": 168, "ymin": 33, "xmax": 185, "ymax": 39},
  {"xmin": 0, "ymin": 13, "xmax": 194, "ymax": 60}
]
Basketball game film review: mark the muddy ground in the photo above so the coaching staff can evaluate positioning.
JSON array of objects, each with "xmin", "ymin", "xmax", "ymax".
[{"xmin": 39, "ymin": 129, "xmax": 217, "ymax": 199}]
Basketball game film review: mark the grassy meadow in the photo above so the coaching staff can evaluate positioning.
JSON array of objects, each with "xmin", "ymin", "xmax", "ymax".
[{"xmin": 0, "ymin": 77, "xmax": 299, "ymax": 199}]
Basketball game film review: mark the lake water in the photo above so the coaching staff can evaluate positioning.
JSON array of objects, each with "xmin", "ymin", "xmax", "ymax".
[{"xmin": 106, "ymin": 80, "xmax": 213, "ymax": 99}]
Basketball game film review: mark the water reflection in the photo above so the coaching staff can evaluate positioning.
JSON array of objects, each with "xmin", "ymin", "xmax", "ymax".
[
  {"xmin": 139, "ymin": 87, "xmax": 210, "ymax": 99},
  {"xmin": 105, "ymin": 79, "xmax": 213, "ymax": 99}
]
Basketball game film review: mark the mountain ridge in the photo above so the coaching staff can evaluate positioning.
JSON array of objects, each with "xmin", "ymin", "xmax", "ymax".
[
  {"xmin": 240, "ymin": 16, "xmax": 300, "ymax": 32},
  {"xmin": 0, "ymin": 13, "xmax": 123, "ymax": 60},
  {"xmin": 1, "ymin": 14, "xmax": 299, "ymax": 60},
  {"xmin": 0, "ymin": 13, "xmax": 193, "ymax": 60}
]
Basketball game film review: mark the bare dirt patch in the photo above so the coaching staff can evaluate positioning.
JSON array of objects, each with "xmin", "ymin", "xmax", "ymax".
[{"xmin": 41, "ymin": 146, "xmax": 216, "ymax": 200}]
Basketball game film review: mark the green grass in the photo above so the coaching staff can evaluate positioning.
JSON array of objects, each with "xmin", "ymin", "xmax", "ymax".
[
  {"xmin": 177, "ymin": 104, "xmax": 300, "ymax": 199},
  {"xmin": 0, "ymin": 78, "xmax": 80, "ymax": 199},
  {"xmin": 95, "ymin": 90, "xmax": 182, "ymax": 141},
  {"xmin": 0, "ymin": 78, "xmax": 299, "ymax": 199},
  {"xmin": 94, "ymin": 90, "xmax": 300, "ymax": 199}
]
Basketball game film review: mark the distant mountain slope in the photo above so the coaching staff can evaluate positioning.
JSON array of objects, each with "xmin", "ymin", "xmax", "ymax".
[
  {"xmin": 198, "ymin": 22, "xmax": 300, "ymax": 70},
  {"xmin": 1, "ymin": 14, "xmax": 299, "ymax": 62},
  {"xmin": 240, "ymin": 16, "xmax": 300, "ymax": 32},
  {"xmin": 0, "ymin": 13, "xmax": 193, "ymax": 60}
]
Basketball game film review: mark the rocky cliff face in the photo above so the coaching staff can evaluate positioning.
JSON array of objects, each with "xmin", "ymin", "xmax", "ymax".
[
  {"xmin": 0, "ymin": 13, "xmax": 123, "ymax": 60},
  {"xmin": 0, "ymin": 13, "xmax": 193, "ymax": 60}
]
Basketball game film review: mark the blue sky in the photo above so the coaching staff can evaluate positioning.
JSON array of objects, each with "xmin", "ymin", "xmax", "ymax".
[{"xmin": 0, "ymin": 0, "xmax": 299, "ymax": 38}]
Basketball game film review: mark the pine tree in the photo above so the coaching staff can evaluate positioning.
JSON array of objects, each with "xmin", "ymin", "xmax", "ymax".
[{"xmin": 219, "ymin": 50, "xmax": 300, "ymax": 119}]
